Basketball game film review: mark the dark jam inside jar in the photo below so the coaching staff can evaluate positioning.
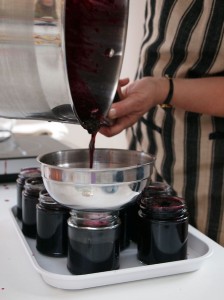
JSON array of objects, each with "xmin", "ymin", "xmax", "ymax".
[
  {"xmin": 16, "ymin": 167, "xmax": 41, "ymax": 220},
  {"xmin": 137, "ymin": 195, "xmax": 188, "ymax": 265},
  {"xmin": 129, "ymin": 181, "xmax": 173, "ymax": 244},
  {"xmin": 67, "ymin": 210, "xmax": 120, "ymax": 275},
  {"xmin": 36, "ymin": 190, "xmax": 70, "ymax": 257},
  {"xmin": 22, "ymin": 177, "xmax": 44, "ymax": 238},
  {"xmin": 119, "ymin": 206, "xmax": 131, "ymax": 250},
  {"xmin": 147, "ymin": 196, "xmax": 187, "ymax": 219}
]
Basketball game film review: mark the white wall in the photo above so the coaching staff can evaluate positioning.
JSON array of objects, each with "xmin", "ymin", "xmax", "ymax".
[
  {"xmin": 121, "ymin": 0, "xmax": 146, "ymax": 81},
  {"xmin": 15, "ymin": 0, "xmax": 146, "ymax": 149}
]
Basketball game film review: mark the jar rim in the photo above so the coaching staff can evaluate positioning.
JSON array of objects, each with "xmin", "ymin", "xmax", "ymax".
[
  {"xmin": 68, "ymin": 209, "xmax": 120, "ymax": 229},
  {"xmin": 140, "ymin": 195, "xmax": 188, "ymax": 220},
  {"xmin": 151, "ymin": 196, "xmax": 184, "ymax": 209}
]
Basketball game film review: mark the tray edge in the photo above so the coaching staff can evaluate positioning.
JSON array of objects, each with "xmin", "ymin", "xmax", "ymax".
[{"xmin": 9, "ymin": 205, "xmax": 214, "ymax": 290}]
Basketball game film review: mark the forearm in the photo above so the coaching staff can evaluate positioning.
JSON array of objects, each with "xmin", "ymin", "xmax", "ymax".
[
  {"xmin": 100, "ymin": 76, "xmax": 224, "ymax": 137},
  {"xmin": 157, "ymin": 77, "xmax": 224, "ymax": 117}
]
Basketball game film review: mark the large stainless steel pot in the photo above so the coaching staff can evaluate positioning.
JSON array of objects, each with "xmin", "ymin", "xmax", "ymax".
[{"xmin": 0, "ymin": 0, "xmax": 129, "ymax": 127}]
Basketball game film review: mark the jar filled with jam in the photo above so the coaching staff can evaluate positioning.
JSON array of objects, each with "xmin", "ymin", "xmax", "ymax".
[
  {"xmin": 16, "ymin": 167, "xmax": 41, "ymax": 220},
  {"xmin": 121, "ymin": 198, "xmax": 137, "ymax": 244},
  {"xmin": 129, "ymin": 181, "xmax": 173, "ymax": 243},
  {"xmin": 36, "ymin": 190, "xmax": 70, "ymax": 257},
  {"xmin": 137, "ymin": 195, "xmax": 188, "ymax": 265},
  {"xmin": 67, "ymin": 210, "xmax": 121, "ymax": 275},
  {"xmin": 22, "ymin": 176, "xmax": 44, "ymax": 238},
  {"xmin": 119, "ymin": 206, "xmax": 130, "ymax": 250}
]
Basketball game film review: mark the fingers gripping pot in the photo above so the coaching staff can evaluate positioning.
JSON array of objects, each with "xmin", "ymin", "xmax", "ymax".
[{"xmin": 0, "ymin": 0, "xmax": 129, "ymax": 131}]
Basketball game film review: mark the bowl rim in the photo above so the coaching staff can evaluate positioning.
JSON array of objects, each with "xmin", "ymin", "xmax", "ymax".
[{"xmin": 37, "ymin": 148, "xmax": 156, "ymax": 172}]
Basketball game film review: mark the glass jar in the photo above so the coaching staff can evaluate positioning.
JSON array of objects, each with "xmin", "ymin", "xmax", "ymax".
[
  {"xmin": 137, "ymin": 195, "xmax": 188, "ymax": 265},
  {"xmin": 67, "ymin": 210, "xmax": 121, "ymax": 275},
  {"xmin": 119, "ymin": 206, "xmax": 130, "ymax": 250},
  {"xmin": 129, "ymin": 181, "xmax": 173, "ymax": 243},
  {"xmin": 139, "ymin": 181, "xmax": 174, "ymax": 216},
  {"xmin": 22, "ymin": 176, "xmax": 44, "ymax": 238},
  {"xmin": 36, "ymin": 190, "xmax": 70, "ymax": 257},
  {"xmin": 16, "ymin": 167, "xmax": 41, "ymax": 220}
]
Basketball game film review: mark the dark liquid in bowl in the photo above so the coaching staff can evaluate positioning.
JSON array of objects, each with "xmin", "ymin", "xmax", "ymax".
[
  {"xmin": 65, "ymin": 0, "xmax": 113, "ymax": 133},
  {"xmin": 65, "ymin": 0, "xmax": 126, "ymax": 167}
]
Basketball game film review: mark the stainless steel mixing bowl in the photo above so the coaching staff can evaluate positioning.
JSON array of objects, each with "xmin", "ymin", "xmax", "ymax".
[
  {"xmin": 0, "ymin": 0, "xmax": 129, "ymax": 125},
  {"xmin": 37, "ymin": 149, "xmax": 155, "ymax": 210}
]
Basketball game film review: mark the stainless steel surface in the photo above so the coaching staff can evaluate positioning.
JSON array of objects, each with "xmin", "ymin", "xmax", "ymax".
[
  {"xmin": 37, "ymin": 149, "xmax": 155, "ymax": 210},
  {"xmin": 0, "ymin": 118, "xmax": 15, "ymax": 141},
  {"xmin": 0, "ymin": 0, "xmax": 129, "ymax": 124}
]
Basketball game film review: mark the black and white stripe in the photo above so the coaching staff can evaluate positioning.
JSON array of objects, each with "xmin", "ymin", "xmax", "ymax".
[{"xmin": 127, "ymin": 0, "xmax": 224, "ymax": 245}]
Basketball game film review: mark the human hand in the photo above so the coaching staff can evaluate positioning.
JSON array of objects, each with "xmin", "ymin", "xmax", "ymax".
[{"xmin": 100, "ymin": 76, "xmax": 166, "ymax": 137}]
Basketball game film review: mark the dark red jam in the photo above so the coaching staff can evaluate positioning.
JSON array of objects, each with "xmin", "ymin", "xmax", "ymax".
[
  {"xmin": 65, "ymin": 0, "xmax": 107, "ymax": 134},
  {"xmin": 89, "ymin": 131, "xmax": 97, "ymax": 168},
  {"xmin": 16, "ymin": 167, "xmax": 41, "ymax": 220},
  {"xmin": 22, "ymin": 177, "xmax": 44, "ymax": 238},
  {"xmin": 67, "ymin": 210, "xmax": 120, "ymax": 275},
  {"xmin": 137, "ymin": 195, "xmax": 188, "ymax": 265},
  {"xmin": 129, "ymin": 181, "xmax": 173, "ymax": 243},
  {"xmin": 36, "ymin": 190, "xmax": 70, "ymax": 257},
  {"xmin": 64, "ymin": 0, "xmax": 128, "ymax": 167}
]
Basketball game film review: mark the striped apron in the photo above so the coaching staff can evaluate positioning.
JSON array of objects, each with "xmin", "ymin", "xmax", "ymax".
[{"xmin": 127, "ymin": 0, "xmax": 224, "ymax": 245}]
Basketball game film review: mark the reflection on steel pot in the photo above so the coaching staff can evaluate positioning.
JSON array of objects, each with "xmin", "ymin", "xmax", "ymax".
[
  {"xmin": 0, "ymin": 0, "xmax": 129, "ymax": 129},
  {"xmin": 37, "ymin": 149, "xmax": 155, "ymax": 210}
]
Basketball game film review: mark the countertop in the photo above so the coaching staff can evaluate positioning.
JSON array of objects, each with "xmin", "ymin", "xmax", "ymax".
[{"xmin": 0, "ymin": 183, "xmax": 224, "ymax": 300}]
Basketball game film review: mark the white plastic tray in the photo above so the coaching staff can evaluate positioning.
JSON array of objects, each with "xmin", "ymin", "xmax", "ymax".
[{"xmin": 10, "ymin": 206, "xmax": 213, "ymax": 290}]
